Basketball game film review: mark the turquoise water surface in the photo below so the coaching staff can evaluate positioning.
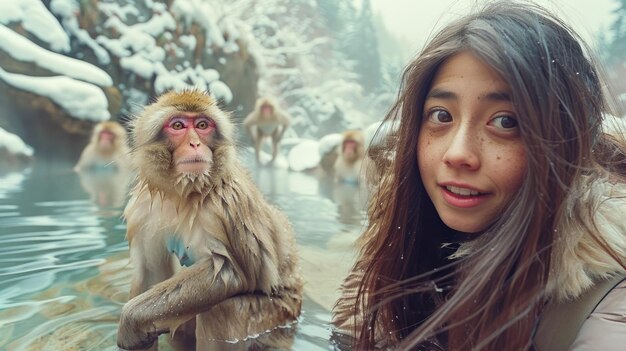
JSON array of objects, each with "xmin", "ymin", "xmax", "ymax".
[{"xmin": 0, "ymin": 153, "xmax": 366, "ymax": 350}]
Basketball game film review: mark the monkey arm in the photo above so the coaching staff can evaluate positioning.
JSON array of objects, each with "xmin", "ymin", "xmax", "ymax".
[{"xmin": 117, "ymin": 254, "xmax": 247, "ymax": 350}]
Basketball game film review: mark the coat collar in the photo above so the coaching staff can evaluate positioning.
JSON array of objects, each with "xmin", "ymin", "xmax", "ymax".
[{"xmin": 547, "ymin": 177, "xmax": 626, "ymax": 301}]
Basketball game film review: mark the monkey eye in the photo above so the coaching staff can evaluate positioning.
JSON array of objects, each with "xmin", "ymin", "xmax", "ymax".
[
  {"xmin": 171, "ymin": 120, "xmax": 185, "ymax": 130},
  {"xmin": 194, "ymin": 118, "xmax": 215, "ymax": 130},
  {"xmin": 196, "ymin": 120, "xmax": 208, "ymax": 129}
]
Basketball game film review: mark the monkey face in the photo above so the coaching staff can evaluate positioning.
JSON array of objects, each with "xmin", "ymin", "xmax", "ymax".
[
  {"xmin": 260, "ymin": 104, "xmax": 273, "ymax": 118},
  {"xmin": 164, "ymin": 114, "xmax": 216, "ymax": 175},
  {"xmin": 131, "ymin": 90, "xmax": 235, "ymax": 196},
  {"xmin": 98, "ymin": 129, "xmax": 115, "ymax": 149},
  {"xmin": 343, "ymin": 139, "xmax": 358, "ymax": 157}
]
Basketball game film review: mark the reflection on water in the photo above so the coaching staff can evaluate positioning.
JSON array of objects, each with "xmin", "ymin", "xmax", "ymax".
[{"xmin": 0, "ymin": 151, "xmax": 365, "ymax": 350}]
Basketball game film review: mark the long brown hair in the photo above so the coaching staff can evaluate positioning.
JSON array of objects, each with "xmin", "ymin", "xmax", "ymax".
[{"xmin": 346, "ymin": 1, "xmax": 626, "ymax": 350}]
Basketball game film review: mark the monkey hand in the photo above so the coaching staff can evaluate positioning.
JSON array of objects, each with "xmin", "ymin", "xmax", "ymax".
[{"xmin": 116, "ymin": 308, "xmax": 160, "ymax": 350}]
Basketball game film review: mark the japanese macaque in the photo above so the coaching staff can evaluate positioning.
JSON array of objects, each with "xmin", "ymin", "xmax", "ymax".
[
  {"xmin": 242, "ymin": 97, "xmax": 291, "ymax": 164},
  {"xmin": 74, "ymin": 120, "xmax": 130, "ymax": 172},
  {"xmin": 333, "ymin": 130, "xmax": 366, "ymax": 184},
  {"xmin": 117, "ymin": 90, "xmax": 303, "ymax": 351}
]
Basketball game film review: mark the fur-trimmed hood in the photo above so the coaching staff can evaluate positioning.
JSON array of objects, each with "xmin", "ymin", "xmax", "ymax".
[{"xmin": 546, "ymin": 177, "xmax": 626, "ymax": 301}]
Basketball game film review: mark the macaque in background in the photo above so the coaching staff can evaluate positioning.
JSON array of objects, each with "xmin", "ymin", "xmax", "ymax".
[
  {"xmin": 243, "ymin": 97, "xmax": 291, "ymax": 165},
  {"xmin": 74, "ymin": 120, "xmax": 130, "ymax": 172},
  {"xmin": 117, "ymin": 90, "xmax": 302, "ymax": 350},
  {"xmin": 333, "ymin": 130, "xmax": 366, "ymax": 184}
]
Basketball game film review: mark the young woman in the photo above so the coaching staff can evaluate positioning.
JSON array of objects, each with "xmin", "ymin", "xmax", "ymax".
[{"xmin": 332, "ymin": 1, "xmax": 626, "ymax": 350}]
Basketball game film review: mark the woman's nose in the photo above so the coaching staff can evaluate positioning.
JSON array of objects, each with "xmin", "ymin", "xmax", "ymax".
[{"xmin": 442, "ymin": 126, "xmax": 481, "ymax": 170}]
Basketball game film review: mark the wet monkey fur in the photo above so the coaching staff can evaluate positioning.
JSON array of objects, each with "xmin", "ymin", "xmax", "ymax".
[{"xmin": 117, "ymin": 90, "xmax": 303, "ymax": 350}]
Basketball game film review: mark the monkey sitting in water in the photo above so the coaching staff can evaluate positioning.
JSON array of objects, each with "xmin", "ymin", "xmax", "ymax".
[
  {"xmin": 319, "ymin": 130, "xmax": 367, "ymax": 185},
  {"xmin": 116, "ymin": 90, "xmax": 303, "ymax": 350},
  {"xmin": 74, "ymin": 120, "xmax": 130, "ymax": 172}
]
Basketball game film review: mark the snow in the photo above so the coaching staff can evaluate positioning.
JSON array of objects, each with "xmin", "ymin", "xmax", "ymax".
[
  {"xmin": 0, "ymin": 67, "xmax": 110, "ymax": 122},
  {"xmin": 121, "ymin": 55, "xmax": 157, "ymax": 79},
  {"xmin": 100, "ymin": 17, "xmax": 159, "ymax": 55},
  {"xmin": 318, "ymin": 133, "xmax": 342, "ymax": 156},
  {"xmin": 209, "ymin": 80, "xmax": 233, "ymax": 104},
  {"xmin": 0, "ymin": 1, "xmax": 70, "ymax": 53},
  {"xmin": 0, "ymin": 127, "xmax": 34, "ymax": 157},
  {"xmin": 179, "ymin": 35, "xmax": 197, "ymax": 50},
  {"xmin": 0, "ymin": 26, "xmax": 112, "ymax": 87},
  {"xmin": 153, "ymin": 64, "xmax": 233, "ymax": 100},
  {"xmin": 98, "ymin": 2, "xmax": 140, "ymax": 20},
  {"xmin": 288, "ymin": 140, "xmax": 321, "ymax": 171},
  {"xmin": 171, "ymin": 0, "xmax": 227, "ymax": 48},
  {"xmin": 134, "ymin": 12, "xmax": 177, "ymax": 37},
  {"xmin": 50, "ymin": 0, "xmax": 112, "ymax": 65},
  {"xmin": 93, "ymin": 5, "xmax": 232, "ymax": 101},
  {"xmin": 0, "ymin": 0, "xmax": 376, "ymax": 145}
]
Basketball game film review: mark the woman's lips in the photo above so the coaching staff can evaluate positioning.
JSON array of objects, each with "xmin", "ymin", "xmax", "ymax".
[{"xmin": 439, "ymin": 184, "xmax": 490, "ymax": 208}]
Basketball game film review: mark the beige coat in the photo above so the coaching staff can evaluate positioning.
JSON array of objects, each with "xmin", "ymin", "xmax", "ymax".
[
  {"xmin": 569, "ymin": 280, "xmax": 626, "ymax": 350},
  {"xmin": 540, "ymin": 178, "xmax": 626, "ymax": 350}
]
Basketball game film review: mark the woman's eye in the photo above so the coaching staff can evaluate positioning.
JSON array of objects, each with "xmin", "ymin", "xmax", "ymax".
[
  {"xmin": 196, "ymin": 120, "xmax": 208, "ymax": 129},
  {"xmin": 171, "ymin": 121, "xmax": 185, "ymax": 130},
  {"xmin": 489, "ymin": 115, "xmax": 518, "ymax": 129},
  {"xmin": 427, "ymin": 109, "xmax": 453, "ymax": 124}
]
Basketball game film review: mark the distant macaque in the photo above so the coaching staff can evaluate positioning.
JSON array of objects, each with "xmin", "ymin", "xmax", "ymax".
[
  {"xmin": 74, "ymin": 121, "xmax": 130, "ymax": 172},
  {"xmin": 333, "ymin": 130, "xmax": 365, "ymax": 184},
  {"xmin": 117, "ymin": 90, "xmax": 302, "ymax": 350},
  {"xmin": 243, "ymin": 97, "xmax": 291, "ymax": 164}
]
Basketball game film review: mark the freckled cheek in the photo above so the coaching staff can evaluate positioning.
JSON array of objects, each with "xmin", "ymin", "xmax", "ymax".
[
  {"xmin": 416, "ymin": 132, "xmax": 437, "ymax": 174},
  {"xmin": 498, "ymin": 146, "xmax": 528, "ymax": 193}
]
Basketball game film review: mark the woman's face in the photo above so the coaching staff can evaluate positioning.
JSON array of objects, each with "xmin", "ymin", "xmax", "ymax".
[{"xmin": 417, "ymin": 51, "xmax": 527, "ymax": 233}]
